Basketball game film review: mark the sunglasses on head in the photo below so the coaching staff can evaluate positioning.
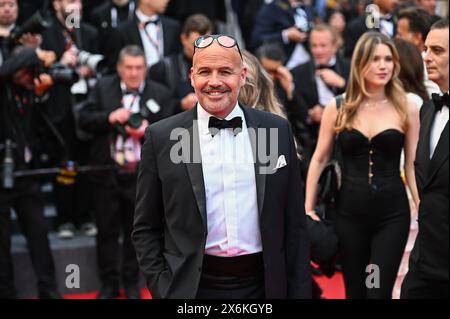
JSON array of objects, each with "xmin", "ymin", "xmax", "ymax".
[{"xmin": 193, "ymin": 34, "xmax": 243, "ymax": 60}]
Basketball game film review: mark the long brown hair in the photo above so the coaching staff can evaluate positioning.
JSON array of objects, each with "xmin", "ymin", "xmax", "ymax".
[
  {"xmin": 394, "ymin": 38, "xmax": 429, "ymax": 102},
  {"xmin": 239, "ymin": 50, "xmax": 286, "ymax": 119},
  {"xmin": 336, "ymin": 32, "xmax": 408, "ymax": 132}
]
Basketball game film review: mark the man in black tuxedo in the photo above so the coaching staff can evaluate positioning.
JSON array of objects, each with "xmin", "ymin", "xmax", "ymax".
[
  {"xmin": 90, "ymin": 0, "xmax": 137, "ymax": 57},
  {"xmin": 401, "ymin": 18, "xmax": 449, "ymax": 299},
  {"xmin": 251, "ymin": 0, "xmax": 314, "ymax": 69},
  {"xmin": 133, "ymin": 34, "xmax": 311, "ymax": 299},
  {"xmin": 291, "ymin": 24, "xmax": 350, "ymax": 157},
  {"xmin": 107, "ymin": 0, "xmax": 181, "ymax": 69},
  {"xmin": 79, "ymin": 45, "xmax": 176, "ymax": 299},
  {"xmin": 344, "ymin": 0, "xmax": 399, "ymax": 58},
  {"xmin": 149, "ymin": 14, "xmax": 213, "ymax": 112}
]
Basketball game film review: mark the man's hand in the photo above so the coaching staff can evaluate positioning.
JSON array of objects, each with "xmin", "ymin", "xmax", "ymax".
[
  {"xmin": 181, "ymin": 93, "xmax": 198, "ymax": 110},
  {"xmin": 78, "ymin": 65, "xmax": 93, "ymax": 78},
  {"xmin": 125, "ymin": 119, "xmax": 149, "ymax": 139},
  {"xmin": 276, "ymin": 66, "xmax": 294, "ymax": 101},
  {"xmin": 283, "ymin": 26, "xmax": 308, "ymax": 43},
  {"xmin": 108, "ymin": 108, "xmax": 131, "ymax": 125},
  {"xmin": 316, "ymin": 69, "xmax": 345, "ymax": 89},
  {"xmin": 308, "ymin": 104, "xmax": 324, "ymax": 124},
  {"xmin": 34, "ymin": 74, "xmax": 54, "ymax": 96},
  {"xmin": 60, "ymin": 48, "xmax": 78, "ymax": 67},
  {"xmin": 36, "ymin": 48, "xmax": 57, "ymax": 67},
  {"xmin": 19, "ymin": 33, "xmax": 42, "ymax": 49}
]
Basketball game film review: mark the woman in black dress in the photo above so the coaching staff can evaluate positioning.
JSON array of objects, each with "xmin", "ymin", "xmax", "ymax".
[{"xmin": 304, "ymin": 32, "xmax": 420, "ymax": 298}]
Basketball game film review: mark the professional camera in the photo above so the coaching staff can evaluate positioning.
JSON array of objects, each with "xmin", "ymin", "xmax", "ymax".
[
  {"xmin": 9, "ymin": 11, "xmax": 50, "ymax": 43},
  {"xmin": 115, "ymin": 99, "xmax": 160, "ymax": 135},
  {"xmin": 46, "ymin": 63, "xmax": 80, "ymax": 85},
  {"xmin": 78, "ymin": 51, "xmax": 108, "ymax": 74}
]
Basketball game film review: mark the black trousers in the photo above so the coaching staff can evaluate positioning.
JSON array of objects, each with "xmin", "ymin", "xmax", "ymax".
[
  {"xmin": 196, "ymin": 253, "xmax": 265, "ymax": 299},
  {"xmin": 92, "ymin": 173, "xmax": 139, "ymax": 288},
  {"xmin": 336, "ymin": 176, "xmax": 410, "ymax": 299},
  {"xmin": 401, "ymin": 261, "xmax": 449, "ymax": 299},
  {"xmin": 0, "ymin": 178, "xmax": 58, "ymax": 298},
  {"xmin": 54, "ymin": 139, "xmax": 93, "ymax": 228}
]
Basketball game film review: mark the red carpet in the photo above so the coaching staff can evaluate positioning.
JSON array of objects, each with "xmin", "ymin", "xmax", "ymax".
[
  {"xmin": 64, "ymin": 288, "xmax": 152, "ymax": 299},
  {"xmin": 314, "ymin": 272, "xmax": 346, "ymax": 299}
]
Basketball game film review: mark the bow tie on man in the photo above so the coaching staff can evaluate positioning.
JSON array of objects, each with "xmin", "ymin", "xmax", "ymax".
[
  {"xmin": 316, "ymin": 63, "xmax": 336, "ymax": 71},
  {"xmin": 431, "ymin": 92, "xmax": 449, "ymax": 112},
  {"xmin": 123, "ymin": 89, "xmax": 140, "ymax": 96},
  {"xmin": 208, "ymin": 116, "xmax": 242, "ymax": 137},
  {"xmin": 143, "ymin": 17, "xmax": 160, "ymax": 28}
]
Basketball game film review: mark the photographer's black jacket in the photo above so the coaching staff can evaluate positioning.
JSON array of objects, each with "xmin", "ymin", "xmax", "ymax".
[
  {"xmin": 78, "ymin": 74, "xmax": 176, "ymax": 184},
  {"xmin": 0, "ymin": 75, "xmax": 59, "ymax": 172},
  {"xmin": 40, "ymin": 16, "xmax": 99, "ymax": 125}
]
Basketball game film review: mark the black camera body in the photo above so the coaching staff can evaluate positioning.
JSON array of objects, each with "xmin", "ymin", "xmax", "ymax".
[
  {"xmin": 9, "ymin": 11, "xmax": 50, "ymax": 43},
  {"xmin": 47, "ymin": 63, "xmax": 80, "ymax": 85}
]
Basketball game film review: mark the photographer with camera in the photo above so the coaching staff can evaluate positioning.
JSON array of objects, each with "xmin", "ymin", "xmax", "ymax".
[
  {"xmin": 251, "ymin": 0, "xmax": 314, "ymax": 70},
  {"xmin": 0, "ymin": 43, "xmax": 62, "ymax": 299},
  {"xmin": 78, "ymin": 45, "xmax": 176, "ymax": 299},
  {"xmin": 40, "ymin": 0, "xmax": 102, "ymax": 239}
]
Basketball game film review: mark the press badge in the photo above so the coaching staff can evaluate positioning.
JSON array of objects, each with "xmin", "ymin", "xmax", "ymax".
[{"xmin": 146, "ymin": 99, "xmax": 161, "ymax": 114}]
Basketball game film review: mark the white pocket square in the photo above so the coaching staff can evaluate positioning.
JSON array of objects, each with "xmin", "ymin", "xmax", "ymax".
[{"xmin": 274, "ymin": 155, "xmax": 287, "ymax": 170}]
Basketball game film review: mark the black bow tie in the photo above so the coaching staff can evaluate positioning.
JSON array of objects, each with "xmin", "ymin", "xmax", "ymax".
[
  {"xmin": 316, "ymin": 64, "xmax": 336, "ymax": 71},
  {"xmin": 380, "ymin": 14, "xmax": 393, "ymax": 23},
  {"xmin": 208, "ymin": 116, "xmax": 242, "ymax": 137},
  {"xmin": 144, "ymin": 17, "xmax": 160, "ymax": 27},
  {"xmin": 123, "ymin": 89, "xmax": 140, "ymax": 96},
  {"xmin": 431, "ymin": 92, "xmax": 449, "ymax": 112}
]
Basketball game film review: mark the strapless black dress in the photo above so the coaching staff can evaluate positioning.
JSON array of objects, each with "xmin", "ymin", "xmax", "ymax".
[{"xmin": 333, "ymin": 128, "xmax": 411, "ymax": 298}]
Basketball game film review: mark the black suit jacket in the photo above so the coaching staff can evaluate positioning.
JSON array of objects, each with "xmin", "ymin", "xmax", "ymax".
[
  {"xmin": 107, "ymin": 15, "xmax": 181, "ymax": 70},
  {"xmin": 89, "ymin": 1, "xmax": 137, "ymax": 56},
  {"xmin": 410, "ymin": 101, "xmax": 449, "ymax": 281},
  {"xmin": 78, "ymin": 74, "xmax": 176, "ymax": 183},
  {"xmin": 343, "ymin": 14, "xmax": 397, "ymax": 58},
  {"xmin": 251, "ymin": 0, "xmax": 313, "ymax": 56},
  {"xmin": 132, "ymin": 105, "xmax": 312, "ymax": 299},
  {"xmin": 290, "ymin": 56, "xmax": 350, "ymax": 139},
  {"xmin": 40, "ymin": 17, "xmax": 99, "ymax": 125}
]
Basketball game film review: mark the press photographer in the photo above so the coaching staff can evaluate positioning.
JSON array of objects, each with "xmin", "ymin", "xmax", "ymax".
[
  {"xmin": 78, "ymin": 45, "xmax": 176, "ymax": 299},
  {"xmin": 40, "ymin": 0, "xmax": 102, "ymax": 239},
  {"xmin": 0, "ymin": 44, "xmax": 61, "ymax": 299}
]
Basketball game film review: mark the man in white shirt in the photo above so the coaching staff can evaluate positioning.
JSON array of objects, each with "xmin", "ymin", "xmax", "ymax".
[
  {"xmin": 108, "ymin": 0, "xmax": 181, "ymax": 68},
  {"xmin": 133, "ymin": 34, "xmax": 311, "ymax": 299},
  {"xmin": 401, "ymin": 18, "xmax": 449, "ymax": 299}
]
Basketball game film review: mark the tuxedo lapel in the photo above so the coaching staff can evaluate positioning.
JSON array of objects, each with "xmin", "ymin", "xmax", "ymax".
[
  {"xmin": 242, "ymin": 107, "xmax": 265, "ymax": 216},
  {"xmin": 426, "ymin": 121, "xmax": 449, "ymax": 188},
  {"xmin": 182, "ymin": 107, "xmax": 207, "ymax": 229},
  {"xmin": 416, "ymin": 103, "xmax": 435, "ymax": 189},
  {"xmin": 131, "ymin": 16, "xmax": 144, "ymax": 48}
]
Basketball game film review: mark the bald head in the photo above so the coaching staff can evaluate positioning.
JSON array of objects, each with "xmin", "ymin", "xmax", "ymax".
[{"xmin": 191, "ymin": 42, "xmax": 247, "ymax": 118}]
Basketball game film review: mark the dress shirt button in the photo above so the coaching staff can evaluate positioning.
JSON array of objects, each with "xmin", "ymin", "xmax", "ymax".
[{"xmin": 198, "ymin": 267, "xmax": 202, "ymax": 272}]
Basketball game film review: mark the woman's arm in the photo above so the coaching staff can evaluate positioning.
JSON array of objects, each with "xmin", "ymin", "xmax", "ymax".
[
  {"xmin": 404, "ymin": 100, "xmax": 421, "ymax": 208},
  {"xmin": 304, "ymin": 98, "xmax": 339, "ymax": 219}
]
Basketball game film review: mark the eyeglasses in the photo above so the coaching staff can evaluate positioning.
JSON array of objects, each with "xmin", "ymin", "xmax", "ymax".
[{"xmin": 193, "ymin": 34, "xmax": 243, "ymax": 60}]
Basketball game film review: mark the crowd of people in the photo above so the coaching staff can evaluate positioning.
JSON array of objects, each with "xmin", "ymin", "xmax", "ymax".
[{"xmin": 0, "ymin": 0, "xmax": 448, "ymax": 299}]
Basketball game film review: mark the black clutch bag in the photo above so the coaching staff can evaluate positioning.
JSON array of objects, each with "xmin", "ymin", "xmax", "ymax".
[
  {"xmin": 317, "ymin": 95, "xmax": 343, "ymax": 206},
  {"xmin": 317, "ymin": 159, "xmax": 341, "ymax": 206}
]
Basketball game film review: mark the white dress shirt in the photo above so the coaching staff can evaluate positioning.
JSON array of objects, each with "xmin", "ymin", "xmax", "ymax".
[
  {"xmin": 197, "ymin": 103, "xmax": 262, "ymax": 257},
  {"xmin": 430, "ymin": 92, "xmax": 449, "ymax": 158},
  {"xmin": 316, "ymin": 56, "xmax": 337, "ymax": 107},
  {"xmin": 285, "ymin": 6, "xmax": 311, "ymax": 69},
  {"xmin": 135, "ymin": 9, "xmax": 163, "ymax": 67}
]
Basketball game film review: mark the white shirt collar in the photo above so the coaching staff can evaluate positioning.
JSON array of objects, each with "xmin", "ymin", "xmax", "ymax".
[
  {"xmin": 197, "ymin": 102, "xmax": 244, "ymax": 136},
  {"xmin": 120, "ymin": 81, "xmax": 145, "ymax": 94},
  {"xmin": 135, "ymin": 9, "xmax": 159, "ymax": 24}
]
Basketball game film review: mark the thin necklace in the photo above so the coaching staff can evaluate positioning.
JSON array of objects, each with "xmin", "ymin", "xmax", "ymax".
[{"xmin": 362, "ymin": 98, "xmax": 389, "ymax": 108}]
